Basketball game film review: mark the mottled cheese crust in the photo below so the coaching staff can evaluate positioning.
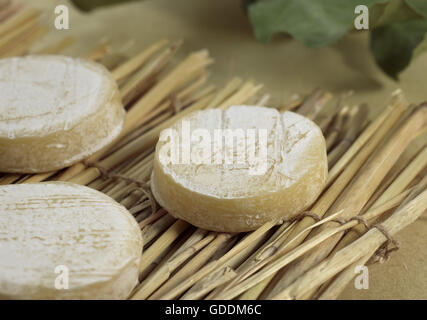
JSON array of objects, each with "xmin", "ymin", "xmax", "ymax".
[
  {"xmin": 151, "ymin": 106, "xmax": 328, "ymax": 232},
  {"xmin": 0, "ymin": 182, "xmax": 142, "ymax": 299},
  {"xmin": 0, "ymin": 55, "xmax": 125, "ymax": 173}
]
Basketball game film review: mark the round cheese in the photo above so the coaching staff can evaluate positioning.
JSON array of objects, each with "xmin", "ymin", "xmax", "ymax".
[
  {"xmin": 151, "ymin": 105, "xmax": 328, "ymax": 232},
  {"xmin": 0, "ymin": 55, "xmax": 125, "ymax": 173},
  {"xmin": 0, "ymin": 182, "xmax": 142, "ymax": 299}
]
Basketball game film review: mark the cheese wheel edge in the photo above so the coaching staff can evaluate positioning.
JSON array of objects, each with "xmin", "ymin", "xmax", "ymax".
[
  {"xmin": 0, "ymin": 182, "xmax": 143, "ymax": 299},
  {"xmin": 0, "ymin": 55, "xmax": 125, "ymax": 173}
]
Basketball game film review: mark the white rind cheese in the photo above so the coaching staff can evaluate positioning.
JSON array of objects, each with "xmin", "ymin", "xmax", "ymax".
[
  {"xmin": 0, "ymin": 182, "xmax": 142, "ymax": 299},
  {"xmin": 0, "ymin": 55, "xmax": 125, "ymax": 173},
  {"xmin": 151, "ymin": 105, "xmax": 328, "ymax": 232}
]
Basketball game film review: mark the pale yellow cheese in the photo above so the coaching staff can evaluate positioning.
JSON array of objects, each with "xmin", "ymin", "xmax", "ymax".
[
  {"xmin": 0, "ymin": 55, "xmax": 125, "ymax": 173},
  {"xmin": 151, "ymin": 105, "xmax": 328, "ymax": 232},
  {"xmin": 0, "ymin": 182, "xmax": 142, "ymax": 299}
]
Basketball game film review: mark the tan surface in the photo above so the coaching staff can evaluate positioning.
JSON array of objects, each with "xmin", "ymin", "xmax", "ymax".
[{"xmin": 26, "ymin": 0, "xmax": 427, "ymax": 299}]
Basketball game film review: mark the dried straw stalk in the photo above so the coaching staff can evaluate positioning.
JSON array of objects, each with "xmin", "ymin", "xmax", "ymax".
[
  {"xmin": 58, "ymin": 49, "xmax": 213, "ymax": 183},
  {"xmin": 1, "ymin": 19, "xmax": 425, "ymax": 300},
  {"xmin": 0, "ymin": 3, "xmax": 23, "ymax": 24},
  {"xmin": 0, "ymin": 7, "xmax": 39, "ymax": 39},
  {"xmin": 305, "ymin": 150, "xmax": 427, "ymax": 299},
  {"xmin": 316, "ymin": 175, "xmax": 427, "ymax": 299},
  {"xmin": 263, "ymin": 103, "xmax": 426, "ymax": 298},
  {"xmin": 273, "ymin": 185, "xmax": 427, "ymax": 299},
  {"xmin": 297, "ymin": 88, "xmax": 332, "ymax": 120},
  {"xmin": 210, "ymin": 187, "xmax": 413, "ymax": 299},
  {"xmin": 233, "ymin": 92, "xmax": 409, "ymax": 298}
]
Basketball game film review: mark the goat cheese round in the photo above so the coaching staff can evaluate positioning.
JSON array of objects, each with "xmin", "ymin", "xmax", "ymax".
[
  {"xmin": 0, "ymin": 182, "xmax": 142, "ymax": 299},
  {"xmin": 0, "ymin": 55, "xmax": 125, "ymax": 173},
  {"xmin": 151, "ymin": 105, "xmax": 328, "ymax": 232}
]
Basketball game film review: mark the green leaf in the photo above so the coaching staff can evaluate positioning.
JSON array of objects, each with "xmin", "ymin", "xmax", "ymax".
[
  {"xmin": 70, "ymin": 0, "xmax": 141, "ymax": 11},
  {"xmin": 405, "ymin": 0, "xmax": 427, "ymax": 18},
  {"xmin": 371, "ymin": 19, "xmax": 427, "ymax": 78},
  {"xmin": 247, "ymin": 0, "xmax": 388, "ymax": 47}
]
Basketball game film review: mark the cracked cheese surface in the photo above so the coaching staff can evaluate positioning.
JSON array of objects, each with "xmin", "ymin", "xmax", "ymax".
[{"xmin": 152, "ymin": 106, "xmax": 328, "ymax": 232}]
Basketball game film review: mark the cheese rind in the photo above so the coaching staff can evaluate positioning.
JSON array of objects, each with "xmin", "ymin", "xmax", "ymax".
[
  {"xmin": 0, "ymin": 55, "xmax": 125, "ymax": 173},
  {"xmin": 0, "ymin": 182, "xmax": 142, "ymax": 300},
  {"xmin": 151, "ymin": 106, "xmax": 328, "ymax": 232}
]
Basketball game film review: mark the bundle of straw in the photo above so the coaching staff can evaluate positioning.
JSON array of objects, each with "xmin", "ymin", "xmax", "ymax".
[{"xmin": 0, "ymin": 1, "xmax": 426, "ymax": 300}]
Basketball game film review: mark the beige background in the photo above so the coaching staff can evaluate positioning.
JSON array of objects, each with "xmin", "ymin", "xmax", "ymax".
[{"xmin": 27, "ymin": 0, "xmax": 426, "ymax": 299}]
